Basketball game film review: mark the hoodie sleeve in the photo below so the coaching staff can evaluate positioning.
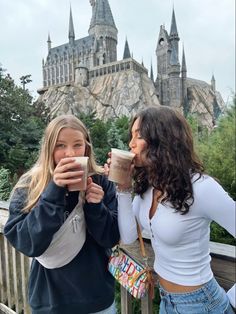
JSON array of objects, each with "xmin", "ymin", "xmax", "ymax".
[
  {"xmin": 4, "ymin": 181, "xmax": 67, "ymax": 257},
  {"xmin": 83, "ymin": 175, "xmax": 120, "ymax": 248}
]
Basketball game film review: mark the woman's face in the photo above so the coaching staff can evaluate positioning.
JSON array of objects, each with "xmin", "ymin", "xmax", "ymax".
[
  {"xmin": 129, "ymin": 118, "xmax": 148, "ymax": 167},
  {"xmin": 53, "ymin": 127, "xmax": 86, "ymax": 165}
]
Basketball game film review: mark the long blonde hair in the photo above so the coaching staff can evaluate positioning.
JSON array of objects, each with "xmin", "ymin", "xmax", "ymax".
[{"xmin": 14, "ymin": 115, "xmax": 103, "ymax": 212}]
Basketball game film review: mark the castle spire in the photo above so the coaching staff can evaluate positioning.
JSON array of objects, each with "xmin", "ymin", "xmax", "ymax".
[
  {"xmin": 170, "ymin": 8, "xmax": 179, "ymax": 38},
  {"xmin": 150, "ymin": 61, "xmax": 154, "ymax": 81},
  {"xmin": 169, "ymin": 8, "xmax": 180, "ymax": 65},
  {"xmin": 68, "ymin": 6, "xmax": 75, "ymax": 44},
  {"xmin": 47, "ymin": 33, "xmax": 51, "ymax": 52},
  {"xmin": 123, "ymin": 37, "xmax": 131, "ymax": 59},
  {"xmin": 181, "ymin": 46, "xmax": 187, "ymax": 73},
  {"xmin": 211, "ymin": 74, "xmax": 216, "ymax": 92}
]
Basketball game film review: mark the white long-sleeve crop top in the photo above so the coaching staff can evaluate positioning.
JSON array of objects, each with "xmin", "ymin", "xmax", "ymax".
[{"xmin": 118, "ymin": 175, "xmax": 235, "ymax": 304}]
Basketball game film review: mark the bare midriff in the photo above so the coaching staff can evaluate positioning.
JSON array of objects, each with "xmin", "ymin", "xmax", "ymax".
[{"xmin": 158, "ymin": 275, "xmax": 204, "ymax": 293}]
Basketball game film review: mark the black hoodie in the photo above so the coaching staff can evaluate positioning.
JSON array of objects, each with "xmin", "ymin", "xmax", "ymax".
[{"xmin": 4, "ymin": 175, "xmax": 120, "ymax": 314}]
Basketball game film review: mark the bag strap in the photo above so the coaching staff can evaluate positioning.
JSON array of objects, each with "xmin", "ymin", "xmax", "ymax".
[
  {"xmin": 136, "ymin": 221, "xmax": 147, "ymax": 261},
  {"xmin": 135, "ymin": 192, "xmax": 161, "ymax": 299}
]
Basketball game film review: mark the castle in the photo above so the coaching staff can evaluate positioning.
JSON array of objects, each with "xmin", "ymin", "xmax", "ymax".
[{"xmin": 39, "ymin": 0, "xmax": 224, "ymax": 126}]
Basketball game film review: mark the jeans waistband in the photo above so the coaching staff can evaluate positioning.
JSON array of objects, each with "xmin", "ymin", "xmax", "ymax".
[{"xmin": 158, "ymin": 277, "xmax": 217, "ymax": 302}]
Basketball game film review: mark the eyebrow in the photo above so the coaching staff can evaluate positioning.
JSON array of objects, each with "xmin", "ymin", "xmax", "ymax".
[
  {"xmin": 56, "ymin": 139, "xmax": 84, "ymax": 143},
  {"xmin": 132, "ymin": 128, "xmax": 140, "ymax": 133}
]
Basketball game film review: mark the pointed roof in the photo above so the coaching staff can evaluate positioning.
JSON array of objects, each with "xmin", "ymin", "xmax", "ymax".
[
  {"xmin": 68, "ymin": 6, "xmax": 75, "ymax": 40},
  {"xmin": 123, "ymin": 38, "xmax": 131, "ymax": 59},
  {"xmin": 181, "ymin": 47, "xmax": 187, "ymax": 72},
  {"xmin": 170, "ymin": 9, "xmax": 179, "ymax": 37},
  {"xmin": 47, "ymin": 33, "xmax": 51, "ymax": 43},
  {"xmin": 150, "ymin": 62, "xmax": 154, "ymax": 81},
  {"xmin": 89, "ymin": 0, "xmax": 116, "ymax": 29}
]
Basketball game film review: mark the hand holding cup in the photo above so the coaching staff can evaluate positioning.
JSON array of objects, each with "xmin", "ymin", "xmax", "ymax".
[
  {"xmin": 107, "ymin": 148, "xmax": 135, "ymax": 187},
  {"xmin": 53, "ymin": 157, "xmax": 89, "ymax": 191}
]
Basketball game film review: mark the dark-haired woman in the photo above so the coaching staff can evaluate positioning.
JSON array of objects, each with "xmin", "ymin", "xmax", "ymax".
[{"xmin": 116, "ymin": 106, "xmax": 235, "ymax": 313}]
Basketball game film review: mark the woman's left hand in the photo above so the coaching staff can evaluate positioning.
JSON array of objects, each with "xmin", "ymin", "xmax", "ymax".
[{"xmin": 85, "ymin": 177, "xmax": 104, "ymax": 203}]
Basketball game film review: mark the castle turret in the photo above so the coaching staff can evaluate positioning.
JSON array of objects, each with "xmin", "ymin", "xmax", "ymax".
[
  {"xmin": 75, "ymin": 61, "xmax": 89, "ymax": 87},
  {"xmin": 88, "ymin": 0, "xmax": 118, "ymax": 65}
]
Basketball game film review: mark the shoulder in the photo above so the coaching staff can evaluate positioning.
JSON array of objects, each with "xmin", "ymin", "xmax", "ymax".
[
  {"xmin": 9, "ymin": 187, "xmax": 28, "ymax": 210},
  {"xmin": 192, "ymin": 174, "xmax": 222, "ymax": 193}
]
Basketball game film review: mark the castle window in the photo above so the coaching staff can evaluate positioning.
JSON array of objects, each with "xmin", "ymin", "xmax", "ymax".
[{"xmin": 159, "ymin": 38, "xmax": 165, "ymax": 46}]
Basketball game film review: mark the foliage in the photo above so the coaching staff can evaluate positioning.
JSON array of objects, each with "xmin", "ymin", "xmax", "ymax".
[
  {"xmin": 0, "ymin": 66, "xmax": 48, "ymax": 176},
  {"xmin": 0, "ymin": 168, "xmax": 14, "ymax": 200},
  {"xmin": 79, "ymin": 113, "xmax": 130, "ymax": 165},
  {"xmin": 188, "ymin": 100, "xmax": 236, "ymax": 245},
  {"xmin": 198, "ymin": 103, "xmax": 235, "ymax": 199}
]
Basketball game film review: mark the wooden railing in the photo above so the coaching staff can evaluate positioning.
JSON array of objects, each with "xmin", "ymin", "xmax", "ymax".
[{"xmin": 0, "ymin": 202, "xmax": 235, "ymax": 314}]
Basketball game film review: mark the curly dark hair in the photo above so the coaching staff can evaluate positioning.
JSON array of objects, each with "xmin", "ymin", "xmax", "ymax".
[{"xmin": 131, "ymin": 106, "xmax": 204, "ymax": 214}]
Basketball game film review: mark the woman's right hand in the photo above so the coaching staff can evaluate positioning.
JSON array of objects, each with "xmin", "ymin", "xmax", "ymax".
[{"xmin": 53, "ymin": 157, "xmax": 84, "ymax": 188}]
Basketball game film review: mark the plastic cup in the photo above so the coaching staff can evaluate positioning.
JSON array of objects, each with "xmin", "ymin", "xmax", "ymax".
[
  {"xmin": 67, "ymin": 156, "xmax": 89, "ymax": 191},
  {"xmin": 108, "ymin": 148, "xmax": 135, "ymax": 185}
]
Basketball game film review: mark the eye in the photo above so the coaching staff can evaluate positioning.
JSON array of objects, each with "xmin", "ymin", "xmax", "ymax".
[
  {"xmin": 74, "ymin": 143, "xmax": 83, "ymax": 147},
  {"xmin": 55, "ymin": 143, "xmax": 65, "ymax": 148}
]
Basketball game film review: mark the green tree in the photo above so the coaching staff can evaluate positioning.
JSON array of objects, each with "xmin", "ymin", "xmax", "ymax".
[
  {"xmin": 0, "ymin": 168, "xmax": 13, "ymax": 200},
  {"xmin": 188, "ymin": 100, "xmax": 236, "ymax": 245},
  {"xmin": 0, "ymin": 66, "xmax": 48, "ymax": 176},
  {"xmin": 198, "ymin": 101, "xmax": 236, "ymax": 199}
]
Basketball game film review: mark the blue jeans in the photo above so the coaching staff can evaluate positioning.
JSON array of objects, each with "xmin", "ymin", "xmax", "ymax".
[
  {"xmin": 159, "ymin": 277, "xmax": 234, "ymax": 314},
  {"xmin": 90, "ymin": 301, "xmax": 116, "ymax": 314}
]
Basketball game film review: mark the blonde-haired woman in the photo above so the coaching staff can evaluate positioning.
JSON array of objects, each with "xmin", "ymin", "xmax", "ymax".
[{"xmin": 4, "ymin": 115, "xmax": 119, "ymax": 314}]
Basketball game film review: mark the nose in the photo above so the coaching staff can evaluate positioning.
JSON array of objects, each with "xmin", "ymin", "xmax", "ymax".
[
  {"xmin": 65, "ymin": 147, "xmax": 76, "ymax": 157},
  {"xmin": 129, "ymin": 138, "xmax": 135, "ymax": 149}
]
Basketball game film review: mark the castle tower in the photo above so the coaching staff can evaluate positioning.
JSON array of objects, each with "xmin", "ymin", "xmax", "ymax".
[
  {"xmin": 155, "ymin": 8, "xmax": 182, "ymax": 108},
  {"xmin": 88, "ymin": 0, "xmax": 118, "ymax": 66},
  {"xmin": 168, "ymin": 8, "xmax": 181, "ymax": 107},
  {"xmin": 155, "ymin": 25, "xmax": 170, "ymax": 105}
]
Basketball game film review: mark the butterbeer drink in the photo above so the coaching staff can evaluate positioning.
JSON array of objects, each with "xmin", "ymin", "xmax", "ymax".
[{"xmin": 108, "ymin": 149, "xmax": 135, "ymax": 185}]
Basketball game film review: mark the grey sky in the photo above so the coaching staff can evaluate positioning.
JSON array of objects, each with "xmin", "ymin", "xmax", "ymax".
[{"xmin": 0, "ymin": 0, "xmax": 235, "ymax": 103}]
